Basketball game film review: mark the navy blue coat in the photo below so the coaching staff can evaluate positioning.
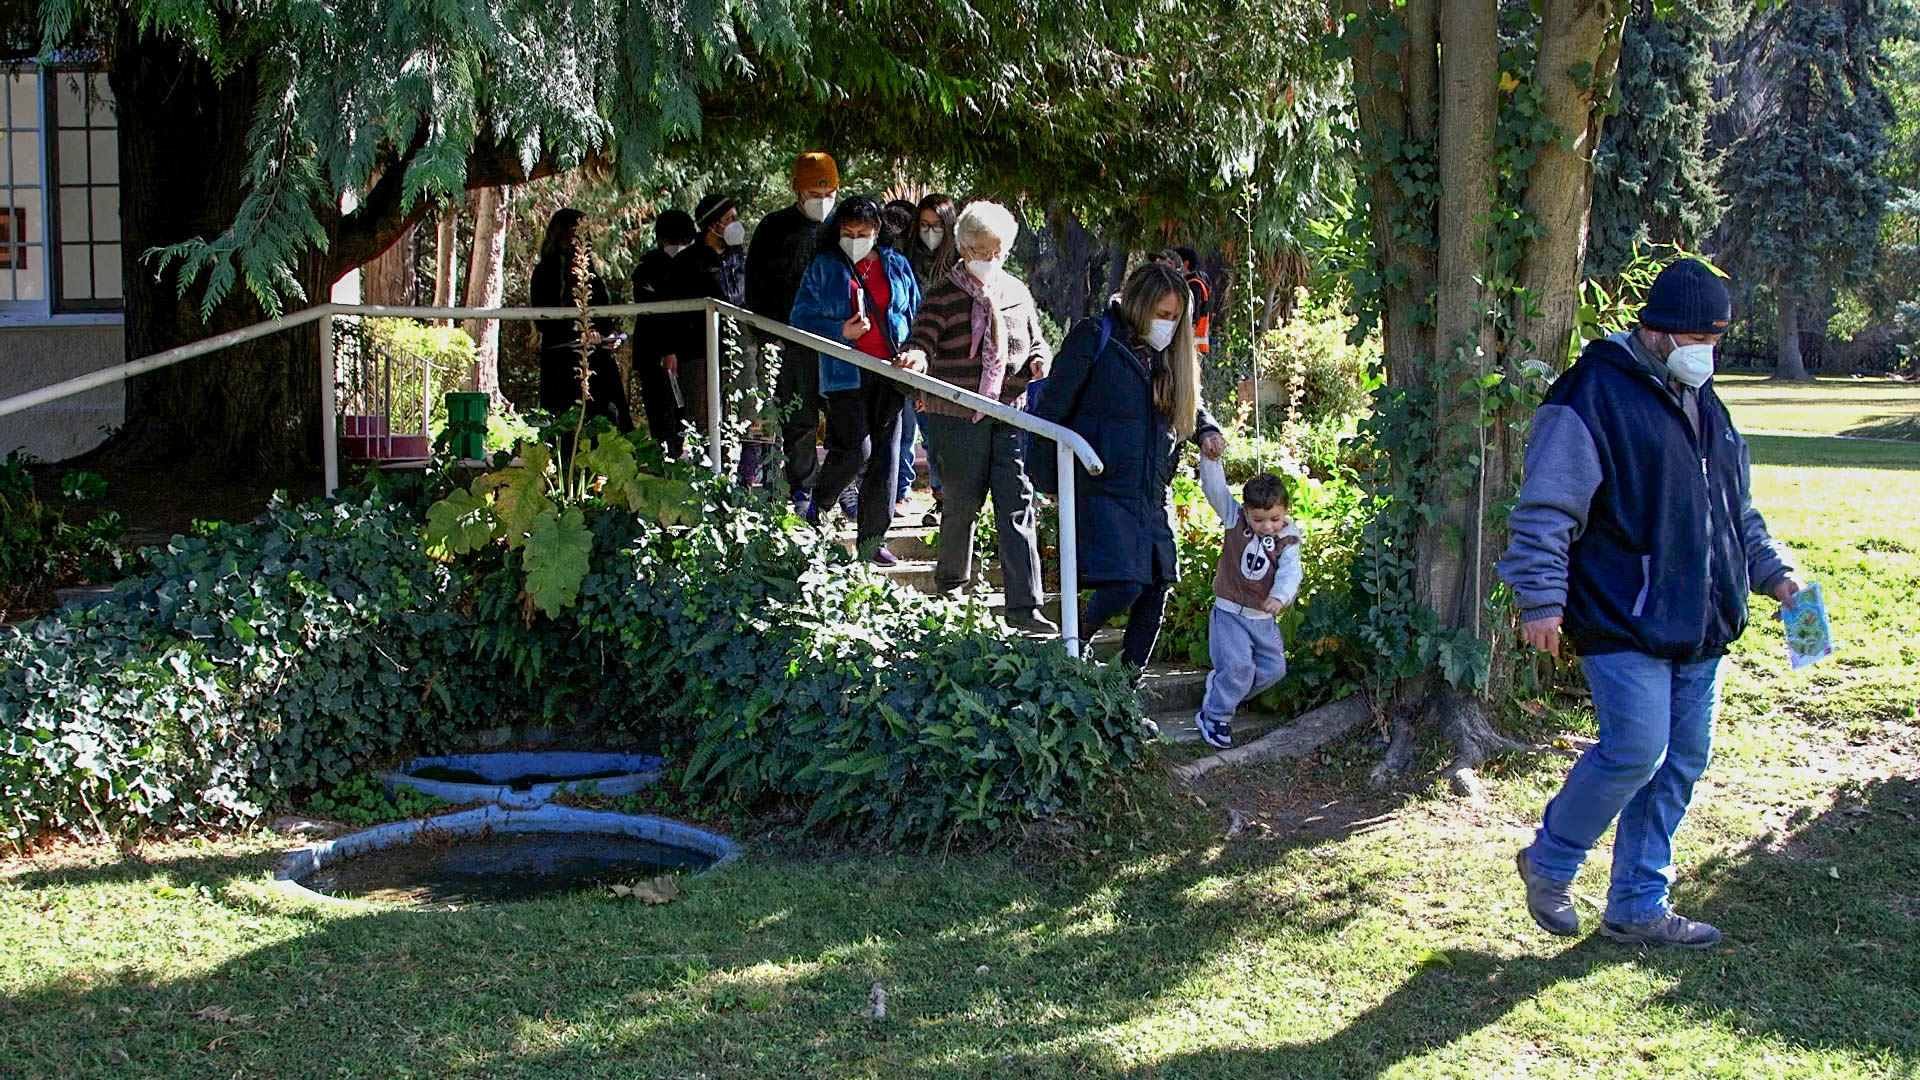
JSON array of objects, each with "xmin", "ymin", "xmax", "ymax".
[
  {"xmin": 1034, "ymin": 309, "xmax": 1220, "ymax": 587},
  {"xmin": 1498, "ymin": 334, "xmax": 1795, "ymax": 662}
]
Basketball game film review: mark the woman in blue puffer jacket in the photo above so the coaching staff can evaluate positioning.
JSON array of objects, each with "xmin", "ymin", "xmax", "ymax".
[
  {"xmin": 789, "ymin": 196, "xmax": 922, "ymax": 562},
  {"xmin": 1035, "ymin": 262, "xmax": 1224, "ymax": 671}
]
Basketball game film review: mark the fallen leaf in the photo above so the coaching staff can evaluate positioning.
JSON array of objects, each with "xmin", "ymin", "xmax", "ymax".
[
  {"xmin": 1828, "ymin": 866, "xmax": 1841, "ymax": 879},
  {"xmin": 609, "ymin": 876, "xmax": 680, "ymax": 904}
]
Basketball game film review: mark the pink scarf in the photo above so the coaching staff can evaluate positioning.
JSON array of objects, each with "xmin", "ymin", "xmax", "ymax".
[{"xmin": 946, "ymin": 264, "xmax": 1010, "ymax": 422}]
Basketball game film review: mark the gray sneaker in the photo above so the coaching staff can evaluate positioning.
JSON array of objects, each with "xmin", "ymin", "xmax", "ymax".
[
  {"xmin": 1601, "ymin": 911, "xmax": 1722, "ymax": 949},
  {"xmin": 1515, "ymin": 849, "xmax": 1580, "ymax": 936}
]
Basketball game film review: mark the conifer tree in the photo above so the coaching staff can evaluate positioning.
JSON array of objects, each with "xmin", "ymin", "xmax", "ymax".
[
  {"xmin": 1586, "ymin": 0, "xmax": 1737, "ymax": 281},
  {"xmin": 1718, "ymin": 0, "xmax": 1897, "ymax": 380}
]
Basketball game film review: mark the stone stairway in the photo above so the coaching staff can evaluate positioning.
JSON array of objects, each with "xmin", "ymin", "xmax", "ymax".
[{"xmin": 834, "ymin": 505, "xmax": 1224, "ymax": 743}]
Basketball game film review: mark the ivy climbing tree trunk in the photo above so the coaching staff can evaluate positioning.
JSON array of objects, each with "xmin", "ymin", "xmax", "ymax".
[{"xmin": 1345, "ymin": 0, "xmax": 1629, "ymax": 792}]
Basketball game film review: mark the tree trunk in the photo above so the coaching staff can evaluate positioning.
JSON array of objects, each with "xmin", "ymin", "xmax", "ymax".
[
  {"xmin": 363, "ymin": 224, "xmax": 418, "ymax": 307},
  {"xmin": 1352, "ymin": 0, "xmax": 1630, "ymax": 789},
  {"xmin": 1426, "ymin": 0, "xmax": 1500, "ymax": 628},
  {"xmin": 433, "ymin": 211, "xmax": 460, "ymax": 314},
  {"xmin": 105, "ymin": 25, "xmax": 325, "ymax": 476},
  {"xmin": 462, "ymin": 187, "xmax": 510, "ymax": 401},
  {"xmin": 1512, "ymin": 0, "xmax": 1628, "ymax": 376},
  {"xmin": 1774, "ymin": 290, "xmax": 1810, "ymax": 380}
]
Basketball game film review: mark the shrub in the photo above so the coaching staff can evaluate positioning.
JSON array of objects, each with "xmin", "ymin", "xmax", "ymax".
[
  {"xmin": 2, "ymin": 449, "xmax": 1146, "ymax": 847},
  {"xmin": 1254, "ymin": 294, "xmax": 1376, "ymax": 431},
  {"xmin": 0, "ymin": 454, "xmax": 130, "ymax": 620}
]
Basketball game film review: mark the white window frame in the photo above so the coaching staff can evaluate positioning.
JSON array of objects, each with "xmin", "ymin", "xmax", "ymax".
[{"xmin": 0, "ymin": 61, "xmax": 121, "ymax": 328}]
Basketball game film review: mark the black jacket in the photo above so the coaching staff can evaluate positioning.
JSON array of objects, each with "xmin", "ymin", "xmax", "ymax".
[
  {"xmin": 530, "ymin": 258, "xmax": 616, "ymax": 352},
  {"xmin": 1033, "ymin": 307, "xmax": 1221, "ymax": 587},
  {"xmin": 744, "ymin": 205, "xmax": 821, "ymax": 322}
]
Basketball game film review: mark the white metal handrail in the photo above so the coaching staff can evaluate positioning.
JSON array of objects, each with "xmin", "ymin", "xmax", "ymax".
[{"xmin": 0, "ymin": 298, "xmax": 1106, "ymax": 654}]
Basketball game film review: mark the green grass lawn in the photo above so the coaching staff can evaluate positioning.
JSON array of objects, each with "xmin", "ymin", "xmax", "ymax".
[
  {"xmin": 1716, "ymin": 374, "xmax": 1920, "ymax": 441},
  {"xmin": 4, "ymin": 440, "xmax": 1917, "ymax": 1079}
]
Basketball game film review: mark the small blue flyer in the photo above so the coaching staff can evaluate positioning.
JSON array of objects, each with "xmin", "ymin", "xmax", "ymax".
[{"xmin": 1780, "ymin": 580, "xmax": 1835, "ymax": 670}]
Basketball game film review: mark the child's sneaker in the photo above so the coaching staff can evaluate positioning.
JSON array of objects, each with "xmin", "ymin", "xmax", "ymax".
[{"xmin": 1195, "ymin": 712, "xmax": 1233, "ymax": 750}]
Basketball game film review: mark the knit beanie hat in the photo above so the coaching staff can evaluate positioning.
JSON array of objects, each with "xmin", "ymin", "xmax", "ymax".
[
  {"xmin": 654, "ymin": 210, "xmax": 697, "ymax": 245},
  {"xmin": 694, "ymin": 193, "xmax": 737, "ymax": 233},
  {"xmin": 792, "ymin": 151, "xmax": 839, "ymax": 190},
  {"xmin": 1638, "ymin": 259, "xmax": 1733, "ymax": 335}
]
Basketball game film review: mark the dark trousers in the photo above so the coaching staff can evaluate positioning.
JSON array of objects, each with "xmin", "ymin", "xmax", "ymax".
[
  {"xmin": 775, "ymin": 344, "xmax": 822, "ymax": 498},
  {"xmin": 922, "ymin": 412, "xmax": 1042, "ymax": 612},
  {"xmin": 540, "ymin": 346, "xmax": 632, "ymax": 433},
  {"xmin": 1083, "ymin": 578, "xmax": 1171, "ymax": 669},
  {"xmin": 811, "ymin": 376, "xmax": 905, "ymax": 543},
  {"xmin": 634, "ymin": 356, "xmax": 683, "ymax": 456}
]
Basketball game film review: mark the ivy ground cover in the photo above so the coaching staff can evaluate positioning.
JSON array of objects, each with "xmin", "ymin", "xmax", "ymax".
[{"xmin": 0, "ymin": 434, "xmax": 1914, "ymax": 1078}]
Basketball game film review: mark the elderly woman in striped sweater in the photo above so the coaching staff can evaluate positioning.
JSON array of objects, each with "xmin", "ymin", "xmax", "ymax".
[{"xmin": 895, "ymin": 201, "xmax": 1056, "ymax": 634}]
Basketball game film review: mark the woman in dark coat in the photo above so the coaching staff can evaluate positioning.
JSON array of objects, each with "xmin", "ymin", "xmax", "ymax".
[
  {"xmin": 1034, "ymin": 262, "xmax": 1224, "ymax": 670},
  {"xmin": 531, "ymin": 208, "xmax": 632, "ymax": 431}
]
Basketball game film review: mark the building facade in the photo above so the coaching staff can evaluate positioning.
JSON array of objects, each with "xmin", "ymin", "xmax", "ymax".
[{"xmin": 0, "ymin": 62, "xmax": 123, "ymax": 462}]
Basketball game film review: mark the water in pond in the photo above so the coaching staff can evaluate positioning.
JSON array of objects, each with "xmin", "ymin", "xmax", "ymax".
[
  {"xmin": 299, "ymin": 832, "xmax": 715, "ymax": 906},
  {"xmin": 405, "ymin": 765, "xmax": 637, "ymax": 791}
]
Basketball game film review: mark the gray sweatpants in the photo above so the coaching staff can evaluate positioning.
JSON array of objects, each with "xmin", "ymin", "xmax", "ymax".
[
  {"xmin": 922, "ymin": 412, "xmax": 1042, "ymax": 612},
  {"xmin": 1199, "ymin": 605, "xmax": 1288, "ymax": 723}
]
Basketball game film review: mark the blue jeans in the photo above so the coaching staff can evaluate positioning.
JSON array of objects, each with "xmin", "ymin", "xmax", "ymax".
[
  {"xmin": 1200, "ymin": 606, "xmax": 1288, "ymax": 724},
  {"xmin": 896, "ymin": 401, "xmax": 919, "ymax": 502},
  {"xmin": 1527, "ymin": 650, "xmax": 1721, "ymax": 924}
]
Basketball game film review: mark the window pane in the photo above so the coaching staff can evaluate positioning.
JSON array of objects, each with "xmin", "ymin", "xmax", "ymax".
[
  {"xmin": 10, "ymin": 131, "xmax": 39, "ymax": 185},
  {"xmin": 90, "ymin": 184, "xmax": 117, "ymax": 241},
  {"xmin": 16, "ymin": 253, "xmax": 43, "ymax": 299},
  {"xmin": 23, "ymin": 197, "xmax": 40, "ymax": 243},
  {"xmin": 55, "ymin": 72, "xmax": 86, "ymax": 127},
  {"xmin": 59, "ymin": 186, "xmax": 88, "ymax": 241},
  {"xmin": 92, "ymin": 243, "xmax": 120, "ymax": 299},
  {"xmin": 57, "ymin": 130, "xmax": 86, "ymax": 183},
  {"xmin": 88, "ymin": 74, "xmax": 114, "ymax": 126},
  {"xmin": 60, "ymin": 242, "xmax": 89, "ymax": 298},
  {"xmin": 7, "ymin": 73, "xmax": 36, "ymax": 131},
  {"xmin": 88, "ymin": 130, "xmax": 116, "ymax": 183}
]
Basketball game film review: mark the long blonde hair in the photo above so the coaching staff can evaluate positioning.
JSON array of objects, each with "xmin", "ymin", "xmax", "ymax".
[{"xmin": 1118, "ymin": 263, "xmax": 1199, "ymax": 440}]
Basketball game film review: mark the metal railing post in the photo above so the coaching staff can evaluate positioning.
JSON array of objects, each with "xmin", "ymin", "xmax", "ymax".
[
  {"xmin": 704, "ymin": 302, "xmax": 723, "ymax": 475},
  {"xmin": 1056, "ymin": 440, "xmax": 1080, "ymax": 658},
  {"xmin": 319, "ymin": 311, "xmax": 339, "ymax": 497}
]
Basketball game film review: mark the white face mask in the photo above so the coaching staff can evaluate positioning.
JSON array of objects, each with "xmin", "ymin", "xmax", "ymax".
[
  {"xmin": 664, "ymin": 242, "xmax": 691, "ymax": 258},
  {"xmin": 802, "ymin": 195, "xmax": 835, "ymax": 222},
  {"xmin": 920, "ymin": 227, "xmax": 945, "ymax": 251},
  {"xmin": 1145, "ymin": 318, "xmax": 1179, "ymax": 352},
  {"xmin": 840, "ymin": 235, "xmax": 876, "ymax": 262},
  {"xmin": 1665, "ymin": 335, "xmax": 1715, "ymax": 388},
  {"xmin": 965, "ymin": 256, "xmax": 1003, "ymax": 282},
  {"xmin": 721, "ymin": 220, "xmax": 746, "ymax": 247}
]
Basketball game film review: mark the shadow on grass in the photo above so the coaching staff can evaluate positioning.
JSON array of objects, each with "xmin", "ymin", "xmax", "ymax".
[
  {"xmin": 1745, "ymin": 433, "xmax": 1920, "ymax": 470},
  {"xmin": 1843, "ymin": 414, "xmax": 1920, "ymax": 441},
  {"xmin": 2, "ymin": 779, "xmax": 1915, "ymax": 1078}
]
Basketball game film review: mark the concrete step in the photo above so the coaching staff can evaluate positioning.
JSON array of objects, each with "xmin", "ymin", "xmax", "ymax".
[
  {"xmin": 835, "ymin": 521, "xmax": 941, "ymax": 563},
  {"xmin": 877, "ymin": 558, "xmax": 1003, "ymax": 595}
]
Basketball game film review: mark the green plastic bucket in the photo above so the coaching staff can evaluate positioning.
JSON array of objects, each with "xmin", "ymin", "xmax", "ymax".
[{"xmin": 445, "ymin": 392, "xmax": 489, "ymax": 459}]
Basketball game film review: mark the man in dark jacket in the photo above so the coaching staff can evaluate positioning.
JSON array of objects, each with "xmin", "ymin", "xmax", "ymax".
[
  {"xmin": 662, "ymin": 193, "xmax": 750, "ymax": 457},
  {"xmin": 1499, "ymin": 259, "xmax": 1799, "ymax": 949},
  {"xmin": 746, "ymin": 151, "xmax": 839, "ymax": 506},
  {"xmin": 632, "ymin": 210, "xmax": 699, "ymax": 454}
]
